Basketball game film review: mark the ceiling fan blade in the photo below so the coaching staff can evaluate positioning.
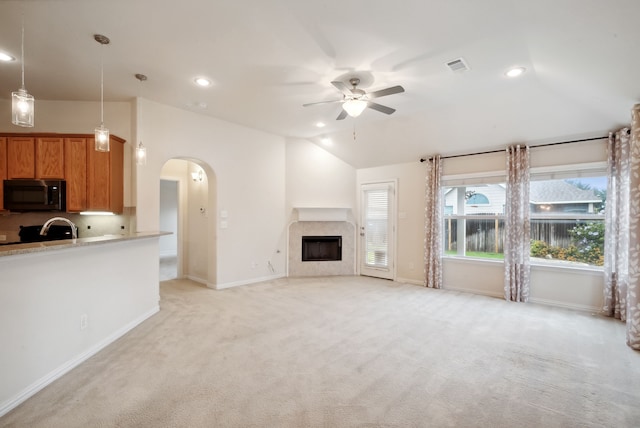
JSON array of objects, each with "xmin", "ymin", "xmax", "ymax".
[
  {"xmin": 367, "ymin": 102, "xmax": 396, "ymax": 115},
  {"xmin": 336, "ymin": 109, "xmax": 348, "ymax": 120},
  {"xmin": 302, "ymin": 99, "xmax": 342, "ymax": 107},
  {"xmin": 366, "ymin": 85, "xmax": 405, "ymax": 100},
  {"xmin": 331, "ymin": 81, "xmax": 354, "ymax": 96}
]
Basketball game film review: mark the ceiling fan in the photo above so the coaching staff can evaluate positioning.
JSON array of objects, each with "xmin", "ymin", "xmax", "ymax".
[{"xmin": 303, "ymin": 78, "xmax": 405, "ymax": 120}]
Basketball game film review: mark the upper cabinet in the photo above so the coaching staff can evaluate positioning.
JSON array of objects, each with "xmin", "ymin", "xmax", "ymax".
[
  {"xmin": 0, "ymin": 137, "xmax": 6, "ymax": 211},
  {"xmin": 6, "ymin": 136, "xmax": 65, "ymax": 179},
  {"xmin": 0, "ymin": 133, "xmax": 125, "ymax": 214},
  {"xmin": 64, "ymin": 137, "xmax": 87, "ymax": 213},
  {"xmin": 7, "ymin": 137, "xmax": 35, "ymax": 178},
  {"xmin": 36, "ymin": 137, "xmax": 65, "ymax": 179},
  {"xmin": 87, "ymin": 136, "xmax": 124, "ymax": 213}
]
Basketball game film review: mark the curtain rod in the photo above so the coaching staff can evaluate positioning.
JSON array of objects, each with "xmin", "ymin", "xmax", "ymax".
[{"xmin": 418, "ymin": 132, "xmax": 627, "ymax": 163}]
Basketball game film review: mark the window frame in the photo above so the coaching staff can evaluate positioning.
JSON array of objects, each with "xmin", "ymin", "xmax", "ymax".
[{"xmin": 441, "ymin": 162, "xmax": 607, "ymax": 271}]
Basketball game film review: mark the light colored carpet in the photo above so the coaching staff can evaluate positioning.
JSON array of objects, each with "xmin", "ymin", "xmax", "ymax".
[
  {"xmin": 1, "ymin": 276, "xmax": 639, "ymax": 427},
  {"xmin": 159, "ymin": 255, "xmax": 177, "ymax": 281}
]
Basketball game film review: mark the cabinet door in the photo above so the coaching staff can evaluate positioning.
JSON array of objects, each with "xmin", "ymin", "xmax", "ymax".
[
  {"xmin": 109, "ymin": 138, "xmax": 124, "ymax": 214},
  {"xmin": 0, "ymin": 137, "xmax": 6, "ymax": 211},
  {"xmin": 36, "ymin": 137, "xmax": 65, "ymax": 179},
  {"xmin": 86, "ymin": 137, "xmax": 124, "ymax": 214},
  {"xmin": 7, "ymin": 137, "xmax": 35, "ymax": 178},
  {"xmin": 64, "ymin": 138, "xmax": 87, "ymax": 212},
  {"xmin": 87, "ymin": 138, "xmax": 111, "ymax": 211}
]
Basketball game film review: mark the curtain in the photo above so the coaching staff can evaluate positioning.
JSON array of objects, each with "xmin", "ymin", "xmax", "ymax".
[
  {"xmin": 424, "ymin": 155, "xmax": 443, "ymax": 288},
  {"xmin": 504, "ymin": 145, "xmax": 530, "ymax": 302},
  {"xmin": 603, "ymin": 128, "xmax": 630, "ymax": 321},
  {"xmin": 629, "ymin": 105, "xmax": 640, "ymax": 350},
  {"xmin": 607, "ymin": 105, "xmax": 640, "ymax": 350}
]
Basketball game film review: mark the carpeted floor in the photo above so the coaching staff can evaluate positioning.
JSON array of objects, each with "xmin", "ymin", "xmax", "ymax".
[{"xmin": 1, "ymin": 276, "xmax": 639, "ymax": 427}]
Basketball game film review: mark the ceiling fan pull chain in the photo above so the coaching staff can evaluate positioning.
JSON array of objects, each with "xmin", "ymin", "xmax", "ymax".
[{"xmin": 353, "ymin": 122, "xmax": 357, "ymax": 141}]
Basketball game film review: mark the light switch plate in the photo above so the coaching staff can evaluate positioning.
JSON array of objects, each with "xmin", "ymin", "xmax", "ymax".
[{"xmin": 0, "ymin": 235, "xmax": 6, "ymax": 241}]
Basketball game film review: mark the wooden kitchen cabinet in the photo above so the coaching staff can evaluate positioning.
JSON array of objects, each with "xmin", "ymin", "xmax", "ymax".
[
  {"xmin": 6, "ymin": 136, "xmax": 65, "ymax": 179},
  {"xmin": 87, "ymin": 136, "xmax": 124, "ymax": 213},
  {"xmin": 64, "ymin": 137, "xmax": 87, "ymax": 212},
  {"xmin": 0, "ymin": 132, "xmax": 125, "ymax": 214},
  {"xmin": 7, "ymin": 137, "xmax": 35, "ymax": 178},
  {"xmin": 36, "ymin": 137, "xmax": 65, "ymax": 179},
  {"xmin": 0, "ymin": 137, "xmax": 6, "ymax": 211}
]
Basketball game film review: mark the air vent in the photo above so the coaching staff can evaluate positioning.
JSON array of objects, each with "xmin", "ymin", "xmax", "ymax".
[{"xmin": 446, "ymin": 57, "xmax": 470, "ymax": 73}]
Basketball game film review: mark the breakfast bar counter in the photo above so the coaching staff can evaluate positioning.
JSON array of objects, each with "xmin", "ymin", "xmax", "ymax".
[
  {"xmin": 0, "ymin": 231, "xmax": 169, "ymax": 258},
  {"xmin": 0, "ymin": 231, "xmax": 165, "ymax": 417}
]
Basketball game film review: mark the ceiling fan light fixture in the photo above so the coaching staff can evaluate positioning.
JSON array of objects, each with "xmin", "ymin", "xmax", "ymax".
[{"xmin": 342, "ymin": 99, "xmax": 367, "ymax": 117}]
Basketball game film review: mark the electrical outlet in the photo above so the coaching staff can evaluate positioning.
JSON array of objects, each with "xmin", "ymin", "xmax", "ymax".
[
  {"xmin": 80, "ymin": 314, "xmax": 88, "ymax": 330},
  {"xmin": 251, "ymin": 261, "xmax": 258, "ymax": 268},
  {"xmin": 0, "ymin": 235, "xmax": 6, "ymax": 242}
]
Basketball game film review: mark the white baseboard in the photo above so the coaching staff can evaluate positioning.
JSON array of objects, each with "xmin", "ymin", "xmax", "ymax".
[
  {"xmin": 215, "ymin": 273, "xmax": 286, "ymax": 290},
  {"xmin": 528, "ymin": 297, "xmax": 601, "ymax": 313},
  {"xmin": 395, "ymin": 277, "xmax": 424, "ymax": 286},
  {"xmin": 0, "ymin": 306, "xmax": 159, "ymax": 418},
  {"xmin": 185, "ymin": 274, "xmax": 210, "ymax": 287},
  {"xmin": 443, "ymin": 285, "xmax": 504, "ymax": 299}
]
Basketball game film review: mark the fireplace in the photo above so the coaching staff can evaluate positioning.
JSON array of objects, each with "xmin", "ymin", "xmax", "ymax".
[{"xmin": 302, "ymin": 236, "xmax": 342, "ymax": 262}]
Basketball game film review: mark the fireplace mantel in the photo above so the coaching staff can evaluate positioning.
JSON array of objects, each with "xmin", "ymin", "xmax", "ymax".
[{"xmin": 294, "ymin": 207, "xmax": 351, "ymax": 222}]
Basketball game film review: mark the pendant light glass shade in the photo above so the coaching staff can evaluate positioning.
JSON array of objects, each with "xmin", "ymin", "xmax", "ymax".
[
  {"xmin": 12, "ymin": 88, "xmax": 34, "ymax": 127},
  {"xmin": 12, "ymin": 17, "xmax": 34, "ymax": 127},
  {"xmin": 95, "ymin": 125, "xmax": 110, "ymax": 151},
  {"xmin": 342, "ymin": 99, "xmax": 367, "ymax": 117},
  {"xmin": 135, "ymin": 73, "xmax": 148, "ymax": 166},
  {"xmin": 94, "ymin": 34, "xmax": 110, "ymax": 152},
  {"xmin": 135, "ymin": 141, "xmax": 147, "ymax": 165}
]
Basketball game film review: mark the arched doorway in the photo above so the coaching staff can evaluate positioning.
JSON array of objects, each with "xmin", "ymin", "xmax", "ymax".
[{"xmin": 159, "ymin": 158, "xmax": 216, "ymax": 287}]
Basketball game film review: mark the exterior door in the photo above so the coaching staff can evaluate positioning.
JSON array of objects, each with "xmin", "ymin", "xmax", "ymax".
[{"xmin": 360, "ymin": 181, "xmax": 395, "ymax": 280}]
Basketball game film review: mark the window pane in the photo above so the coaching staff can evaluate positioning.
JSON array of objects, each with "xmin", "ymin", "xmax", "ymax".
[
  {"xmin": 530, "ymin": 178, "xmax": 605, "ymax": 215},
  {"xmin": 529, "ymin": 176, "xmax": 605, "ymax": 266},
  {"xmin": 444, "ymin": 185, "xmax": 505, "ymax": 215}
]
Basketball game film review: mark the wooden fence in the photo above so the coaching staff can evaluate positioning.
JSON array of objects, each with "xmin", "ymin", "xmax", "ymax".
[{"xmin": 445, "ymin": 218, "xmax": 594, "ymax": 253}]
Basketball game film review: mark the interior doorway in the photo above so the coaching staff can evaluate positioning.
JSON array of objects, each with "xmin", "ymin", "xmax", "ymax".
[
  {"xmin": 159, "ymin": 158, "xmax": 215, "ymax": 287},
  {"xmin": 159, "ymin": 179, "xmax": 179, "ymax": 281}
]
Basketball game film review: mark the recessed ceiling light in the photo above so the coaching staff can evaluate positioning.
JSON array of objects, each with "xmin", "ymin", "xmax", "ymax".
[
  {"xmin": 316, "ymin": 122, "xmax": 326, "ymax": 128},
  {"xmin": 194, "ymin": 77, "xmax": 212, "ymax": 87},
  {"xmin": 505, "ymin": 66, "xmax": 526, "ymax": 78},
  {"xmin": 0, "ymin": 52, "xmax": 15, "ymax": 62}
]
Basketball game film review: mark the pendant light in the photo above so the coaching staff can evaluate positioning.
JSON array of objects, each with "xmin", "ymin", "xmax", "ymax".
[
  {"xmin": 135, "ymin": 73, "xmax": 148, "ymax": 166},
  {"xmin": 94, "ymin": 34, "xmax": 110, "ymax": 152},
  {"xmin": 11, "ymin": 16, "xmax": 34, "ymax": 127}
]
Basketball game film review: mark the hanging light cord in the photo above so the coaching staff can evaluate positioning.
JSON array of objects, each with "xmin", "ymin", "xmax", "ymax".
[
  {"xmin": 20, "ymin": 16, "xmax": 25, "ymax": 89},
  {"xmin": 100, "ymin": 43, "xmax": 104, "ymax": 126}
]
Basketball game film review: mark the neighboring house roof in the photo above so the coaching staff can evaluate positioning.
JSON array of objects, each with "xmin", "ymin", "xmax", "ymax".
[{"xmin": 529, "ymin": 180, "xmax": 601, "ymax": 204}]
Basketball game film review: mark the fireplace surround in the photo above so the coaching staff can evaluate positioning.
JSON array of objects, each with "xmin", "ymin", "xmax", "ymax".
[{"xmin": 289, "ymin": 220, "xmax": 354, "ymax": 277}]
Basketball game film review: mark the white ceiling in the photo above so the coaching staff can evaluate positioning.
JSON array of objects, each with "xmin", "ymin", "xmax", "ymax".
[{"xmin": 1, "ymin": 0, "xmax": 638, "ymax": 168}]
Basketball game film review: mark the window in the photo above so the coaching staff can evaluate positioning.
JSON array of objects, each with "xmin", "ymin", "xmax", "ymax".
[
  {"xmin": 443, "ymin": 173, "xmax": 607, "ymax": 267},
  {"xmin": 466, "ymin": 193, "xmax": 490, "ymax": 205}
]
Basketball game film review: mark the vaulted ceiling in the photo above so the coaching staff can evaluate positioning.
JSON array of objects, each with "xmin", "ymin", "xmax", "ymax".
[{"xmin": 1, "ymin": 0, "xmax": 638, "ymax": 168}]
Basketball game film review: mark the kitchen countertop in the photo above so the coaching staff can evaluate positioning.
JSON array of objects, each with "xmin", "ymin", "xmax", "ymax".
[{"xmin": 0, "ymin": 232, "xmax": 170, "ymax": 258}]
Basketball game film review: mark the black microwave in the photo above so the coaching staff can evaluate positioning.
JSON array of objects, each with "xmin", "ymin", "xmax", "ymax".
[{"xmin": 3, "ymin": 179, "xmax": 66, "ymax": 212}]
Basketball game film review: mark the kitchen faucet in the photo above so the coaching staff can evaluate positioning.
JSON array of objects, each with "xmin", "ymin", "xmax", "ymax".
[{"xmin": 40, "ymin": 217, "xmax": 78, "ymax": 240}]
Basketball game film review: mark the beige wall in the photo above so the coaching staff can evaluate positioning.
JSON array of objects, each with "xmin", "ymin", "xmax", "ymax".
[
  {"xmin": 357, "ymin": 162, "xmax": 426, "ymax": 283},
  {"xmin": 138, "ymin": 98, "xmax": 286, "ymax": 288}
]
